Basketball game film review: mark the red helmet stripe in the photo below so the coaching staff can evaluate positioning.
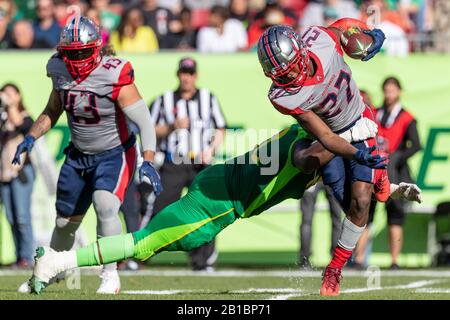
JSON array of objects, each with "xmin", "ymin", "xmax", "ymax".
[{"xmin": 73, "ymin": 16, "xmax": 79, "ymax": 42}]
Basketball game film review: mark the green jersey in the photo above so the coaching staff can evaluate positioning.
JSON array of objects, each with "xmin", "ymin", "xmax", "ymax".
[{"xmin": 224, "ymin": 124, "xmax": 320, "ymax": 218}]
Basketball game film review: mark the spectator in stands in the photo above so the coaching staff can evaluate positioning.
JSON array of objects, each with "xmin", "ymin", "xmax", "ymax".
[
  {"xmin": 53, "ymin": 0, "xmax": 69, "ymax": 27},
  {"xmin": 142, "ymin": 0, "xmax": 175, "ymax": 49},
  {"xmin": 110, "ymin": 7, "xmax": 158, "ymax": 53},
  {"xmin": 0, "ymin": 83, "xmax": 35, "ymax": 268},
  {"xmin": 299, "ymin": 182, "xmax": 343, "ymax": 270},
  {"xmin": 149, "ymin": 57, "xmax": 226, "ymax": 272},
  {"xmin": 229, "ymin": 0, "xmax": 251, "ymax": 27},
  {"xmin": 197, "ymin": 5, "xmax": 247, "ymax": 53},
  {"xmin": 247, "ymin": 1, "xmax": 296, "ymax": 50},
  {"xmin": 299, "ymin": 0, "xmax": 359, "ymax": 30},
  {"xmin": 0, "ymin": 0, "xmax": 13, "ymax": 49},
  {"xmin": 9, "ymin": 20, "xmax": 35, "ymax": 49},
  {"xmin": 432, "ymin": 0, "xmax": 449, "ymax": 52},
  {"xmin": 254, "ymin": 0, "xmax": 298, "ymax": 24},
  {"xmin": 91, "ymin": 0, "xmax": 121, "ymax": 32},
  {"xmin": 87, "ymin": 7, "xmax": 110, "ymax": 44},
  {"xmin": 361, "ymin": 0, "xmax": 410, "ymax": 56},
  {"xmin": 32, "ymin": 0, "xmax": 61, "ymax": 49},
  {"xmin": 166, "ymin": 7, "xmax": 197, "ymax": 50}
]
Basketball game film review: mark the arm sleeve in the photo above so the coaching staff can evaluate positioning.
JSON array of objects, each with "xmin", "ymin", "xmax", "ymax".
[
  {"xmin": 17, "ymin": 116, "xmax": 34, "ymax": 135},
  {"xmin": 399, "ymin": 119, "xmax": 422, "ymax": 162},
  {"xmin": 122, "ymin": 99, "xmax": 156, "ymax": 152}
]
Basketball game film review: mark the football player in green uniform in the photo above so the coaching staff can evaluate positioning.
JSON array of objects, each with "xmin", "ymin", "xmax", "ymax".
[{"xmin": 28, "ymin": 124, "xmax": 421, "ymax": 294}]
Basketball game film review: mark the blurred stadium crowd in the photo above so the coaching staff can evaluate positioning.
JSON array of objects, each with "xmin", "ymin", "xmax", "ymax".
[{"xmin": 0, "ymin": 0, "xmax": 448, "ymax": 55}]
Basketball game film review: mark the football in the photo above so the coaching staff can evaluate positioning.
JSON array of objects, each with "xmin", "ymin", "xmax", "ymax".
[{"xmin": 340, "ymin": 27, "xmax": 374, "ymax": 60}]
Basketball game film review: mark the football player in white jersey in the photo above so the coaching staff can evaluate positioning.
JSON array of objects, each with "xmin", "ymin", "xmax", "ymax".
[
  {"xmin": 13, "ymin": 16, "xmax": 163, "ymax": 294},
  {"xmin": 258, "ymin": 18, "xmax": 387, "ymax": 296}
]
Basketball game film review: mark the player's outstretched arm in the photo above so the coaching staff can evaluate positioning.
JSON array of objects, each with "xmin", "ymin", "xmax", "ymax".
[
  {"xmin": 117, "ymin": 83, "xmax": 163, "ymax": 195},
  {"xmin": 29, "ymin": 89, "xmax": 64, "ymax": 139},
  {"xmin": 12, "ymin": 89, "xmax": 63, "ymax": 165},
  {"xmin": 327, "ymin": 18, "xmax": 385, "ymax": 61}
]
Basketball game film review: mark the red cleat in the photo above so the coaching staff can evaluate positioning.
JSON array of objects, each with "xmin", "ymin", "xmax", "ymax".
[
  {"xmin": 320, "ymin": 267, "xmax": 342, "ymax": 296},
  {"xmin": 374, "ymin": 171, "xmax": 390, "ymax": 202}
]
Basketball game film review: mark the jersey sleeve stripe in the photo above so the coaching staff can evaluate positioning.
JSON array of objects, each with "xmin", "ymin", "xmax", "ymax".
[
  {"xmin": 318, "ymin": 27, "xmax": 344, "ymax": 57},
  {"xmin": 112, "ymin": 61, "xmax": 135, "ymax": 101}
]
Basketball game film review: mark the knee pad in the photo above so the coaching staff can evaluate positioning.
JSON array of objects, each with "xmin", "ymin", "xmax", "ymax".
[{"xmin": 93, "ymin": 190, "xmax": 122, "ymax": 237}]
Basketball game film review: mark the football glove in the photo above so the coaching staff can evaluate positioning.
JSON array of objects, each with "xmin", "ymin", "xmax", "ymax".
[
  {"xmin": 139, "ymin": 161, "xmax": 163, "ymax": 196},
  {"xmin": 354, "ymin": 145, "xmax": 387, "ymax": 169},
  {"xmin": 12, "ymin": 135, "xmax": 35, "ymax": 165},
  {"xmin": 390, "ymin": 182, "xmax": 423, "ymax": 203},
  {"xmin": 362, "ymin": 28, "xmax": 386, "ymax": 61}
]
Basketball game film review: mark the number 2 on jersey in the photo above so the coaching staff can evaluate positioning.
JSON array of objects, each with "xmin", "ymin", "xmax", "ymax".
[
  {"xmin": 319, "ymin": 70, "xmax": 354, "ymax": 118},
  {"xmin": 63, "ymin": 91, "xmax": 101, "ymax": 125}
]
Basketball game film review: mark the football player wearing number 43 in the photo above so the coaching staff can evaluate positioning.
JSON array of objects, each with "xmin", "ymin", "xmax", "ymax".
[
  {"xmin": 258, "ymin": 18, "xmax": 386, "ymax": 296},
  {"xmin": 12, "ymin": 16, "xmax": 163, "ymax": 294}
]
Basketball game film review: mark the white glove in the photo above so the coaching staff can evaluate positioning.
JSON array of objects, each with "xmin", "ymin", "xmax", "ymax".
[
  {"xmin": 390, "ymin": 182, "xmax": 423, "ymax": 203},
  {"xmin": 339, "ymin": 117, "xmax": 378, "ymax": 143}
]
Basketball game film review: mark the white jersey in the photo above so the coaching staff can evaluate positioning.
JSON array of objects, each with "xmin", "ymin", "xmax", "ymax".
[
  {"xmin": 269, "ymin": 26, "xmax": 365, "ymax": 132},
  {"xmin": 47, "ymin": 54, "xmax": 134, "ymax": 154}
]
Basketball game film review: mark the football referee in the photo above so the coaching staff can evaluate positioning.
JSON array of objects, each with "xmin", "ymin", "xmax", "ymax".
[{"xmin": 149, "ymin": 57, "xmax": 226, "ymax": 271}]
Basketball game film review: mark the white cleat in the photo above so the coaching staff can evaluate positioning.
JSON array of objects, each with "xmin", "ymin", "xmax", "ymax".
[
  {"xmin": 29, "ymin": 246, "xmax": 75, "ymax": 294},
  {"xmin": 18, "ymin": 281, "xmax": 31, "ymax": 293},
  {"xmin": 96, "ymin": 269, "xmax": 121, "ymax": 294},
  {"xmin": 19, "ymin": 271, "xmax": 66, "ymax": 293}
]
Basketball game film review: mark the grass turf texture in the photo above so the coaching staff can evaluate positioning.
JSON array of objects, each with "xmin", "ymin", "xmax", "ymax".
[{"xmin": 1, "ymin": 268, "xmax": 449, "ymax": 300}]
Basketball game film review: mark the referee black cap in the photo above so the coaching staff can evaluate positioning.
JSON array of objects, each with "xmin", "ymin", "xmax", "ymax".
[{"xmin": 178, "ymin": 57, "xmax": 197, "ymax": 74}]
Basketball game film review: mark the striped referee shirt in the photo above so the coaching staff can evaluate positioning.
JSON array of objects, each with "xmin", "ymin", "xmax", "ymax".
[{"xmin": 149, "ymin": 88, "xmax": 227, "ymax": 160}]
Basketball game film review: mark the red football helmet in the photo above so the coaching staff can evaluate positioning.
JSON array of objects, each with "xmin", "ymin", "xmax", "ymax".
[{"xmin": 57, "ymin": 16, "xmax": 103, "ymax": 79}]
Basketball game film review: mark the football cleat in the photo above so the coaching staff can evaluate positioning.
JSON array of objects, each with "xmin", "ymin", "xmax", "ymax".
[
  {"xmin": 18, "ymin": 272, "xmax": 66, "ymax": 293},
  {"xmin": 96, "ymin": 269, "xmax": 121, "ymax": 294},
  {"xmin": 29, "ymin": 247, "xmax": 73, "ymax": 294},
  {"xmin": 374, "ymin": 171, "xmax": 390, "ymax": 202},
  {"xmin": 320, "ymin": 266, "xmax": 343, "ymax": 296}
]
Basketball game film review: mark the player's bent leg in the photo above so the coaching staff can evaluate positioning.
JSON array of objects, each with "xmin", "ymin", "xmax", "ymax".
[
  {"xmin": 30, "ymin": 167, "xmax": 238, "ymax": 294},
  {"xmin": 92, "ymin": 190, "xmax": 123, "ymax": 294},
  {"xmin": 321, "ymin": 181, "xmax": 373, "ymax": 296},
  {"xmin": 50, "ymin": 214, "xmax": 83, "ymax": 251}
]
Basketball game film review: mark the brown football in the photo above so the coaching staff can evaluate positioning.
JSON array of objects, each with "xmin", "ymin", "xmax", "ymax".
[{"xmin": 340, "ymin": 27, "xmax": 373, "ymax": 60}]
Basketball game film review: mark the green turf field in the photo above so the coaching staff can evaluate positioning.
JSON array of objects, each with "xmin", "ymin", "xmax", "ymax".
[{"xmin": 1, "ymin": 268, "xmax": 449, "ymax": 300}]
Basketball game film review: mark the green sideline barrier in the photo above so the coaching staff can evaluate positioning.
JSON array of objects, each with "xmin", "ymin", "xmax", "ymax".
[{"xmin": 1, "ymin": 52, "xmax": 449, "ymax": 267}]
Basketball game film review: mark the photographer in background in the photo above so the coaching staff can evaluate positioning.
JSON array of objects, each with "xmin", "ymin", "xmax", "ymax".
[{"xmin": 0, "ymin": 83, "xmax": 35, "ymax": 268}]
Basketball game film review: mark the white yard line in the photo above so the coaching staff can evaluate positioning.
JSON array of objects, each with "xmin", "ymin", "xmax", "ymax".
[
  {"xmin": 266, "ymin": 280, "xmax": 444, "ymax": 300},
  {"xmin": 2, "ymin": 269, "xmax": 450, "ymax": 278},
  {"xmin": 415, "ymin": 288, "xmax": 450, "ymax": 294}
]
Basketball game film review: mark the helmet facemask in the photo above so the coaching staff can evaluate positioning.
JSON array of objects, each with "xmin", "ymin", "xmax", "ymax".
[
  {"xmin": 59, "ymin": 41, "xmax": 102, "ymax": 80},
  {"xmin": 258, "ymin": 25, "xmax": 311, "ymax": 89},
  {"xmin": 58, "ymin": 16, "xmax": 103, "ymax": 80},
  {"xmin": 268, "ymin": 47, "xmax": 310, "ymax": 88}
]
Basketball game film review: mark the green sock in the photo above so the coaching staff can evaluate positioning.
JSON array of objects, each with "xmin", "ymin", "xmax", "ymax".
[{"xmin": 76, "ymin": 233, "xmax": 135, "ymax": 267}]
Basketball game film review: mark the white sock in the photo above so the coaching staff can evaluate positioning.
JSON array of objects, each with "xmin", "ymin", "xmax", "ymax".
[{"xmin": 337, "ymin": 217, "xmax": 366, "ymax": 251}]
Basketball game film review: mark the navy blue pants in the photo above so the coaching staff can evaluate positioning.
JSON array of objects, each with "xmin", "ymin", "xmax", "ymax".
[{"xmin": 56, "ymin": 137, "xmax": 137, "ymax": 217}]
